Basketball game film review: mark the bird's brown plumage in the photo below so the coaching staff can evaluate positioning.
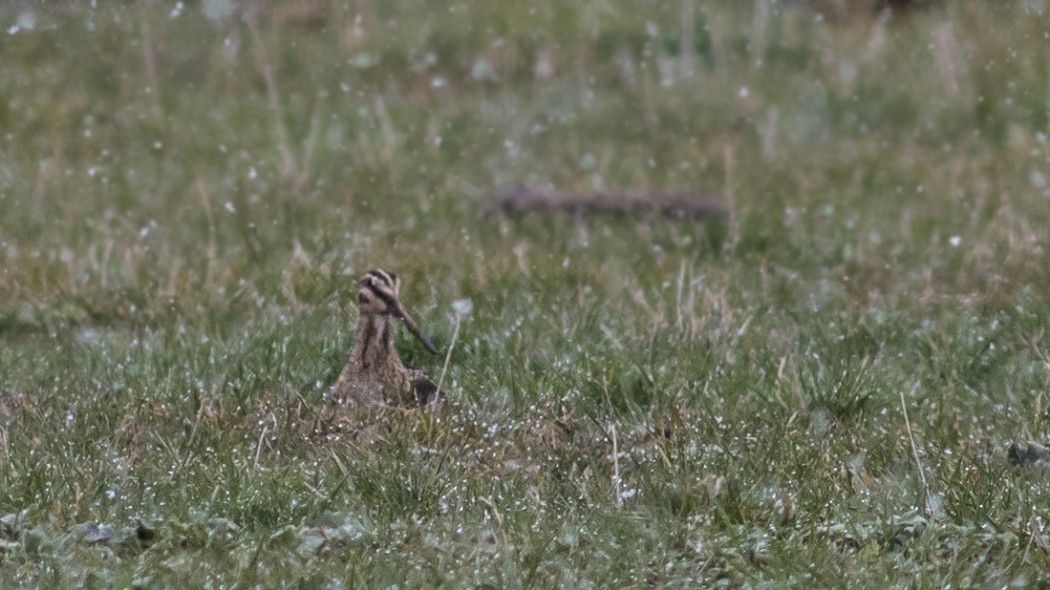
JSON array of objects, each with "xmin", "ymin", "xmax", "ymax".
[{"xmin": 326, "ymin": 269, "xmax": 445, "ymax": 408}]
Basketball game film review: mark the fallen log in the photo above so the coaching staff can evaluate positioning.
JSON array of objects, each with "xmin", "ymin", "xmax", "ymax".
[{"xmin": 489, "ymin": 188, "xmax": 729, "ymax": 222}]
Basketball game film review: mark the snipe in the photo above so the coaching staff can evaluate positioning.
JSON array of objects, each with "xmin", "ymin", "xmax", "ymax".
[{"xmin": 326, "ymin": 269, "xmax": 445, "ymax": 407}]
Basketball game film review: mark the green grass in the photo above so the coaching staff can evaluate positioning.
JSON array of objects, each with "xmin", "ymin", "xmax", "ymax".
[{"xmin": 1, "ymin": 0, "xmax": 1050, "ymax": 587}]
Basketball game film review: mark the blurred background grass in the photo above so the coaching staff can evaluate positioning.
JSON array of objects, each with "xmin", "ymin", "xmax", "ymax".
[{"xmin": 1, "ymin": 0, "xmax": 1050, "ymax": 587}]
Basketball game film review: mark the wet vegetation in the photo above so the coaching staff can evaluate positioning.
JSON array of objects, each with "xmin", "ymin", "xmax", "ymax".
[{"xmin": 1, "ymin": 0, "xmax": 1050, "ymax": 586}]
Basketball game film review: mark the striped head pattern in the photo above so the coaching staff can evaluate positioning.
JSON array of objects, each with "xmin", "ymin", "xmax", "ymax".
[{"xmin": 357, "ymin": 269, "xmax": 439, "ymax": 354}]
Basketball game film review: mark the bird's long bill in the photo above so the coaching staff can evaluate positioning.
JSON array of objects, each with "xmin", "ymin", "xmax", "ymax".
[{"xmin": 393, "ymin": 305, "xmax": 439, "ymax": 355}]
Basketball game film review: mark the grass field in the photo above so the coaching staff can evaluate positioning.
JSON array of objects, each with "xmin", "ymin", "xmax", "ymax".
[{"xmin": 2, "ymin": 0, "xmax": 1050, "ymax": 587}]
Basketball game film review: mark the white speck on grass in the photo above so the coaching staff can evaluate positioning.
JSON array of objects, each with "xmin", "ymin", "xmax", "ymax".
[
  {"xmin": 738, "ymin": 86, "xmax": 750, "ymax": 98},
  {"xmin": 471, "ymin": 59, "xmax": 495, "ymax": 80},
  {"xmin": 203, "ymin": 0, "xmax": 236, "ymax": 21},
  {"xmin": 948, "ymin": 235, "xmax": 961, "ymax": 247},
  {"xmin": 1024, "ymin": 0, "xmax": 1048, "ymax": 14},
  {"xmin": 431, "ymin": 76, "xmax": 446, "ymax": 88},
  {"xmin": 169, "ymin": 1, "xmax": 184, "ymax": 18},
  {"xmin": 452, "ymin": 298, "xmax": 473, "ymax": 317},
  {"xmin": 248, "ymin": 167, "xmax": 257, "ymax": 180},
  {"xmin": 8, "ymin": 12, "xmax": 34, "ymax": 35},
  {"xmin": 225, "ymin": 201, "xmax": 235, "ymax": 213}
]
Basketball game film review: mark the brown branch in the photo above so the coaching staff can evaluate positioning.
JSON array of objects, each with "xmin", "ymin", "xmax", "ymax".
[{"xmin": 488, "ymin": 188, "xmax": 729, "ymax": 222}]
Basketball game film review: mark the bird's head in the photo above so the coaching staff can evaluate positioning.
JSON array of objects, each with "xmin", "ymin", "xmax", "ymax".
[{"xmin": 357, "ymin": 269, "xmax": 439, "ymax": 354}]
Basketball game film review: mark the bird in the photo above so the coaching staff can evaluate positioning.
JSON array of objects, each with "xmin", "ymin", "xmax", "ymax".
[{"xmin": 326, "ymin": 269, "xmax": 445, "ymax": 408}]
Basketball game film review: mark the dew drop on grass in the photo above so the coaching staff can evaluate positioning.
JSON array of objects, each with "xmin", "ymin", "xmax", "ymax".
[
  {"xmin": 203, "ymin": 0, "xmax": 235, "ymax": 21},
  {"xmin": 471, "ymin": 59, "xmax": 495, "ymax": 80},
  {"xmin": 352, "ymin": 53, "xmax": 378, "ymax": 68},
  {"xmin": 452, "ymin": 299, "xmax": 473, "ymax": 317}
]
